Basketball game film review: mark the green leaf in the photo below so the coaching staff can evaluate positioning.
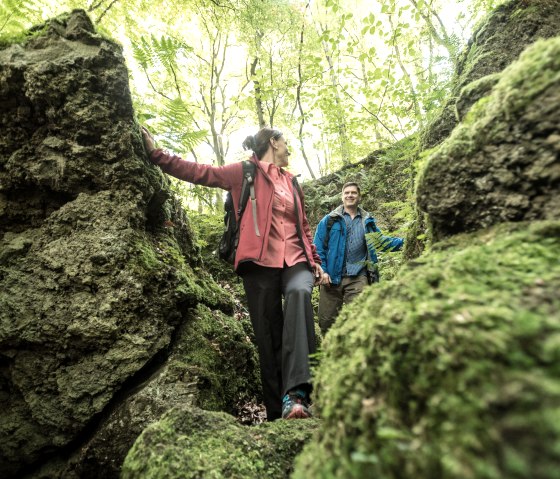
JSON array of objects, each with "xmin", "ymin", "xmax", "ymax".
[{"xmin": 350, "ymin": 451, "xmax": 379, "ymax": 464}]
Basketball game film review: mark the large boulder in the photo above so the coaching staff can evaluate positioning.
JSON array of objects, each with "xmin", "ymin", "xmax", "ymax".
[
  {"xmin": 0, "ymin": 10, "xmax": 254, "ymax": 478},
  {"xmin": 294, "ymin": 221, "xmax": 560, "ymax": 479},
  {"xmin": 417, "ymin": 37, "xmax": 560, "ymax": 240},
  {"xmin": 405, "ymin": 0, "xmax": 560, "ymax": 259},
  {"xmin": 421, "ymin": 0, "xmax": 560, "ymax": 149}
]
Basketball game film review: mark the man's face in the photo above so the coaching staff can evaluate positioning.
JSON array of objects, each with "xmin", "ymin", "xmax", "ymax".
[{"xmin": 342, "ymin": 185, "xmax": 360, "ymax": 208}]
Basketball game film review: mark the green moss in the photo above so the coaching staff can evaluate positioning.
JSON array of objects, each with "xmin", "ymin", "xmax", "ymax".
[
  {"xmin": 493, "ymin": 37, "xmax": 560, "ymax": 112},
  {"xmin": 121, "ymin": 407, "xmax": 320, "ymax": 479},
  {"xmin": 430, "ymin": 37, "xmax": 560, "ymax": 162},
  {"xmin": 456, "ymin": 73, "xmax": 501, "ymax": 110},
  {"xmin": 510, "ymin": 4, "xmax": 540, "ymax": 19},
  {"xmin": 294, "ymin": 221, "xmax": 560, "ymax": 479},
  {"xmin": 173, "ymin": 304, "xmax": 261, "ymax": 414},
  {"xmin": 131, "ymin": 233, "xmax": 233, "ymax": 311},
  {"xmin": 133, "ymin": 239, "xmax": 160, "ymax": 271},
  {"xmin": 459, "ymin": 48, "xmax": 495, "ymax": 85}
]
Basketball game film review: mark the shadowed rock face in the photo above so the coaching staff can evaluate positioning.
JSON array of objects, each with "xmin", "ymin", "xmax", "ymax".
[
  {"xmin": 0, "ymin": 10, "xmax": 240, "ymax": 477},
  {"xmin": 40, "ymin": 303, "xmax": 260, "ymax": 479}
]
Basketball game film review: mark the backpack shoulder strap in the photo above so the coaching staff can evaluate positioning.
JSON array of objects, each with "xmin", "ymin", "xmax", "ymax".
[
  {"xmin": 238, "ymin": 160, "xmax": 260, "ymax": 237},
  {"xmin": 323, "ymin": 215, "xmax": 336, "ymax": 250},
  {"xmin": 292, "ymin": 175, "xmax": 304, "ymax": 201},
  {"xmin": 242, "ymin": 160, "xmax": 256, "ymax": 180}
]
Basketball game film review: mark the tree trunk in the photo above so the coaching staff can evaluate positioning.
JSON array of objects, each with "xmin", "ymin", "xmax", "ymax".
[
  {"xmin": 321, "ymin": 41, "xmax": 351, "ymax": 164},
  {"xmin": 295, "ymin": 8, "xmax": 316, "ymax": 179},
  {"xmin": 250, "ymin": 56, "xmax": 266, "ymax": 128}
]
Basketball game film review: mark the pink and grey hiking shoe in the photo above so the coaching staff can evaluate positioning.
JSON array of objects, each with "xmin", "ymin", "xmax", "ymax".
[{"xmin": 281, "ymin": 390, "xmax": 312, "ymax": 419}]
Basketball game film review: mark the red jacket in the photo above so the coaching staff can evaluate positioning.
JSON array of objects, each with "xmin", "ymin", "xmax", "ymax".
[{"xmin": 150, "ymin": 150, "xmax": 321, "ymax": 271}]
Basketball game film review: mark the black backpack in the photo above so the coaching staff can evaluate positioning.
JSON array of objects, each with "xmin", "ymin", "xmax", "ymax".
[
  {"xmin": 322, "ymin": 216, "xmax": 336, "ymax": 249},
  {"xmin": 218, "ymin": 160, "xmax": 257, "ymax": 264}
]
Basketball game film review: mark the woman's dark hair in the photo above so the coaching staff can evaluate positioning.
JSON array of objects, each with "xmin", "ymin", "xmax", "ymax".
[{"xmin": 242, "ymin": 127, "xmax": 283, "ymax": 160}]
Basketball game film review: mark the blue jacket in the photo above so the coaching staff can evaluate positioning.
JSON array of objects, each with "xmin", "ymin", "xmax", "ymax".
[{"xmin": 313, "ymin": 205, "xmax": 404, "ymax": 285}]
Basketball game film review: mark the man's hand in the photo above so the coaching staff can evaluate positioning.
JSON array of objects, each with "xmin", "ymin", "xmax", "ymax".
[
  {"xmin": 313, "ymin": 264, "xmax": 331, "ymax": 286},
  {"xmin": 320, "ymin": 271, "xmax": 332, "ymax": 286}
]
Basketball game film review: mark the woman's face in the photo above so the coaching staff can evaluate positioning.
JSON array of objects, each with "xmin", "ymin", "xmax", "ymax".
[{"xmin": 271, "ymin": 136, "xmax": 291, "ymax": 167}]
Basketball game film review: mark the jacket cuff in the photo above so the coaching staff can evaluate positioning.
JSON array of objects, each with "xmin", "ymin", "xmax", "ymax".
[{"xmin": 149, "ymin": 148, "xmax": 164, "ymax": 165}]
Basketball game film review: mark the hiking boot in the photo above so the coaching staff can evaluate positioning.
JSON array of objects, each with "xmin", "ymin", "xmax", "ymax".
[{"xmin": 281, "ymin": 389, "xmax": 312, "ymax": 419}]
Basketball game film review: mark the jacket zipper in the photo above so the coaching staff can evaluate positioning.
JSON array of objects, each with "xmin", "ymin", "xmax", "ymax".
[{"xmin": 292, "ymin": 176, "xmax": 312, "ymax": 269}]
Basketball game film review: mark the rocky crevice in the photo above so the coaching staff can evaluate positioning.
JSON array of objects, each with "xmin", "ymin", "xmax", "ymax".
[{"xmin": 17, "ymin": 312, "xmax": 194, "ymax": 479}]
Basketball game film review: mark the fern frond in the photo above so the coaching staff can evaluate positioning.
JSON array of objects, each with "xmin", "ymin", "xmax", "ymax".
[
  {"xmin": 165, "ymin": 129, "xmax": 208, "ymax": 154},
  {"xmin": 150, "ymin": 34, "xmax": 192, "ymax": 72},
  {"xmin": 0, "ymin": 0, "xmax": 42, "ymax": 38},
  {"xmin": 131, "ymin": 37, "xmax": 153, "ymax": 69},
  {"xmin": 365, "ymin": 231, "xmax": 404, "ymax": 281},
  {"xmin": 366, "ymin": 231, "xmax": 404, "ymax": 252},
  {"xmin": 155, "ymin": 97, "xmax": 207, "ymax": 152},
  {"xmin": 162, "ymin": 97, "xmax": 193, "ymax": 127},
  {"xmin": 131, "ymin": 34, "xmax": 193, "ymax": 88}
]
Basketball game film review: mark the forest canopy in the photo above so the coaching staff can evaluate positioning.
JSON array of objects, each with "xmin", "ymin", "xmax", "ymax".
[{"xmin": 1, "ymin": 0, "xmax": 506, "ymax": 199}]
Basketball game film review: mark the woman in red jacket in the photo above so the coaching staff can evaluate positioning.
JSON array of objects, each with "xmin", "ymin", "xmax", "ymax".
[{"xmin": 142, "ymin": 126, "xmax": 324, "ymax": 421}]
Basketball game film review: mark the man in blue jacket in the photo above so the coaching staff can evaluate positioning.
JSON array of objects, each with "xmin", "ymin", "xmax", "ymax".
[{"xmin": 313, "ymin": 182, "xmax": 404, "ymax": 334}]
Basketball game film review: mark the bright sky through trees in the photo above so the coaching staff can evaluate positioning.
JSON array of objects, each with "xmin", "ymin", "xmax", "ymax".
[{"xmin": 1, "ymin": 0, "xmax": 506, "ymax": 201}]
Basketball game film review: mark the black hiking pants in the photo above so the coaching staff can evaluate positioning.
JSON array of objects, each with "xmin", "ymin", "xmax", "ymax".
[{"xmin": 240, "ymin": 261, "xmax": 316, "ymax": 421}]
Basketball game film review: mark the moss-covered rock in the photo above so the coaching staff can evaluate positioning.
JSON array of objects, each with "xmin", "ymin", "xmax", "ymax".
[
  {"xmin": 417, "ymin": 37, "xmax": 560, "ymax": 241},
  {"xmin": 170, "ymin": 303, "xmax": 261, "ymax": 413},
  {"xmin": 0, "ymin": 10, "xmax": 239, "ymax": 477},
  {"xmin": 122, "ymin": 406, "xmax": 320, "ymax": 479},
  {"xmin": 405, "ymin": 0, "xmax": 560, "ymax": 257},
  {"xmin": 52, "ymin": 303, "xmax": 259, "ymax": 479},
  {"xmin": 421, "ymin": 0, "xmax": 560, "ymax": 149},
  {"xmin": 293, "ymin": 221, "xmax": 560, "ymax": 479}
]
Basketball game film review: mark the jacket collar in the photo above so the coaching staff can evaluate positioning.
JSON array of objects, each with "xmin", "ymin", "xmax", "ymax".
[
  {"xmin": 252, "ymin": 154, "xmax": 294, "ymax": 180},
  {"xmin": 329, "ymin": 205, "xmax": 372, "ymax": 220}
]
